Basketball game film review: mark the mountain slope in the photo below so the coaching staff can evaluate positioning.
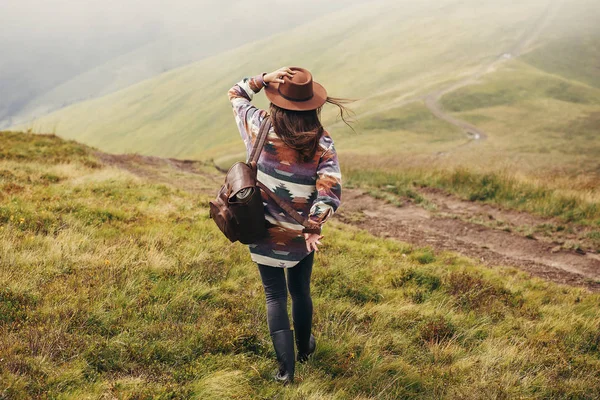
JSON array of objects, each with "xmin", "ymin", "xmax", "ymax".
[
  {"xmin": 2, "ymin": 0, "xmax": 363, "ymax": 129},
  {"xmin": 21, "ymin": 0, "xmax": 552, "ymax": 159}
]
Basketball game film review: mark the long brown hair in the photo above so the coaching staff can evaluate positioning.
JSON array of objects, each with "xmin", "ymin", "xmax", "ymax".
[{"xmin": 269, "ymin": 97, "xmax": 354, "ymax": 162}]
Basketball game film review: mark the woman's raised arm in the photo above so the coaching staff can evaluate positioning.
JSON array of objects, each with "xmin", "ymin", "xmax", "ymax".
[
  {"xmin": 227, "ymin": 68, "xmax": 295, "ymax": 144},
  {"xmin": 228, "ymin": 75, "xmax": 267, "ymax": 144}
]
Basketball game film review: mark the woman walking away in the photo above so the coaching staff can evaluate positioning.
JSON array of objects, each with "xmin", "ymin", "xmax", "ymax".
[{"xmin": 228, "ymin": 67, "xmax": 350, "ymax": 384}]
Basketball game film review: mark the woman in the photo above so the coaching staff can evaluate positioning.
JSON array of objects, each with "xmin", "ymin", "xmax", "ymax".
[{"xmin": 228, "ymin": 67, "xmax": 349, "ymax": 384}]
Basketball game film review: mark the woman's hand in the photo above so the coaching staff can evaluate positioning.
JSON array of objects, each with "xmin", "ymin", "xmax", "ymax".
[
  {"xmin": 304, "ymin": 233, "xmax": 324, "ymax": 252},
  {"xmin": 264, "ymin": 67, "xmax": 296, "ymax": 84}
]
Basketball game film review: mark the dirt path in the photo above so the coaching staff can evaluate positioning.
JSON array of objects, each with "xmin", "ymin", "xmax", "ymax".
[
  {"xmin": 98, "ymin": 151, "xmax": 599, "ymax": 291},
  {"xmin": 424, "ymin": 0, "xmax": 561, "ymax": 149},
  {"xmin": 336, "ymin": 188, "xmax": 599, "ymax": 291},
  {"xmin": 96, "ymin": 152, "xmax": 224, "ymax": 194}
]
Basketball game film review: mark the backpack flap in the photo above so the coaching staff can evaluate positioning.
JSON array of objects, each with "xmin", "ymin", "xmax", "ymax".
[{"xmin": 225, "ymin": 162, "xmax": 257, "ymax": 203}]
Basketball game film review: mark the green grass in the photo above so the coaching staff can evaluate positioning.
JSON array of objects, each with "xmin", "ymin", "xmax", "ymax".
[
  {"xmin": 0, "ymin": 131, "xmax": 100, "ymax": 168},
  {"xmin": 441, "ymin": 75, "xmax": 600, "ymax": 113},
  {"xmin": 2, "ymin": 134, "xmax": 600, "ymax": 399},
  {"xmin": 359, "ymin": 102, "xmax": 462, "ymax": 139}
]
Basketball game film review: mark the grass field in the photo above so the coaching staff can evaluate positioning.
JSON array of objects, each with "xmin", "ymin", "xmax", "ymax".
[
  {"xmin": 3, "ymin": 0, "xmax": 600, "ymax": 398},
  {"xmin": 2, "ymin": 132, "xmax": 600, "ymax": 399}
]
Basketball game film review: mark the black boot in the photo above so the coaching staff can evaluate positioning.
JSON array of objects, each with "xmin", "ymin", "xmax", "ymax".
[
  {"xmin": 270, "ymin": 329, "xmax": 295, "ymax": 384},
  {"xmin": 296, "ymin": 332, "xmax": 316, "ymax": 363}
]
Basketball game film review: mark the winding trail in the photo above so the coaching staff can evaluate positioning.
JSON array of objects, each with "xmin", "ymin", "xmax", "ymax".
[
  {"xmin": 424, "ymin": 0, "xmax": 561, "ymax": 148},
  {"xmin": 334, "ymin": 1, "xmax": 562, "ymax": 149}
]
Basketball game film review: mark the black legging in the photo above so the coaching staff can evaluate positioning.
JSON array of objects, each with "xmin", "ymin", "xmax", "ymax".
[{"xmin": 258, "ymin": 252, "xmax": 314, "ymax": 334}]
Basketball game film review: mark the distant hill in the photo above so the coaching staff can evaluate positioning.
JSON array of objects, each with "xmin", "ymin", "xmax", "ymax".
[
  {"xmin": 17, "ymin": 0, "xmax": 550, "ymax": 155},
  {"xmin": 17, "ymin": 0, "xmax": 600, "ymax": 177},
  {"xmin": 1, "ymin": 0, "xmax": 363, "ymax": 129}
]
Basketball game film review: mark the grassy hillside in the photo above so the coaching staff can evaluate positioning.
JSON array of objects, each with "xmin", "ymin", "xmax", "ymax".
[
  {"xmin": 338, "ymin": 57, "xmax": 600, "ymax": 229},
  {"xmin": 437, "ymin": 0, "xmax": 600, "ymax": 175},
  {"xmin": 521, "ymin": 0, "xmax": 600, "ymax": 90},
  {"xmin": 21, "ymin": 0, "xmax": 551, "ymax": 159},
  {"xmin": 439, "ymin": 61, "xmax": 600, "ymax": 171},
  {"xmin": 4, "ymin": 0, "xmax": 363, "ymax": 130},
  {"xmin": 2, "ymin": 132, "xmax": 600, "ymax": 398},
  {"xmin": 335, "ymin": 0, "xmax": 600, "ymax": 232},
  {"xmin": 13, "ymin": 0, "xmax": 600, "ymax": 237}
]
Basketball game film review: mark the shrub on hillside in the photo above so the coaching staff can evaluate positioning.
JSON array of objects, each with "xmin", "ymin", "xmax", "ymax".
[
  {"xmin": 0, "ymin": 287, "xmax": 37, "ymax": 325},
  {"xmin": 445, "ymin": 271, "xmax": 526, "ymax": 319},
  {"xmin": 419, "ymin": 315, "xmax": 456, "ymax": 345}
]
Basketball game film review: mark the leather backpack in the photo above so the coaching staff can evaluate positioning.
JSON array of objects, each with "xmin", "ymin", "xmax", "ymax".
[{"xmin": 209, "ymin": 117, "xmax": 320, "ymax": 244}]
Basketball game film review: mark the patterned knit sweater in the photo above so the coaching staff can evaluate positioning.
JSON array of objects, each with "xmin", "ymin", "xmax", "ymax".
[{"xmin": 228, "ymin": 74, "xmax": 342, "ymax": 268}]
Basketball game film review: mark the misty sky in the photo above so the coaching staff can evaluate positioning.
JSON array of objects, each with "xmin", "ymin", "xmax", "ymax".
[
  {"xmin": 0, "ymin": 0, "xmax": 363, "ymax": 126},
  {"xmin": 0, "ymin": 0, "xmax": 241, "ymax": 86}
]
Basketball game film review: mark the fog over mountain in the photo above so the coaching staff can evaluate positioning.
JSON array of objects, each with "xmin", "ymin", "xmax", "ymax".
[{"xmin": 0, "ymin": 0, "xmax": 364, "ymax": 128}]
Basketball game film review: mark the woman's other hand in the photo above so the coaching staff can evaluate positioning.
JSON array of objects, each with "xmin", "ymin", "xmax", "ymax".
[
  {"xmin": 264, "ymin": 67, "xmax": 296, "ymax": 84},
  {"xmin": 304, "ymin": 233, "xmax": 324, "ymax": 252}
]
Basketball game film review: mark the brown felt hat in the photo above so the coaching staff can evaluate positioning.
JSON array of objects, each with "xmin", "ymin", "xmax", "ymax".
[{"xmin": 265, "ymin": 67, "xmax": 327, "ymax": 111}]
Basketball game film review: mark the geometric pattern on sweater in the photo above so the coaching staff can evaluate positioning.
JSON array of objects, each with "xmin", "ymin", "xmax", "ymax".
[{"xmin": 228, "ymin": 74, "xmax": 342, "ymax": 268}]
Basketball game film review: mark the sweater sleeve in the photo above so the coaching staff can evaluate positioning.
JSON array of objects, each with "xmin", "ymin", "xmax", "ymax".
[
  {"xmin": 227, "ymin": 74, "xmax": 268, "ymax": 150},
  {"xmin": 308, "ymin": 141, "xmax": 342, "ymax": 228}
]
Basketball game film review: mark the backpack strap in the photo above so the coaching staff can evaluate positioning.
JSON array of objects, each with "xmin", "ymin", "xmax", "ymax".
[
  {"xmin": 257, "ymin": 181, "xmax": 321, "ymax": 234},
  {"xmin": 248, "ymin": 117, "xmax": 271, "ymax": 167},
  {"xmin": 249, "ymin": 116, "xmax": 321, "ymax": 234}
]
